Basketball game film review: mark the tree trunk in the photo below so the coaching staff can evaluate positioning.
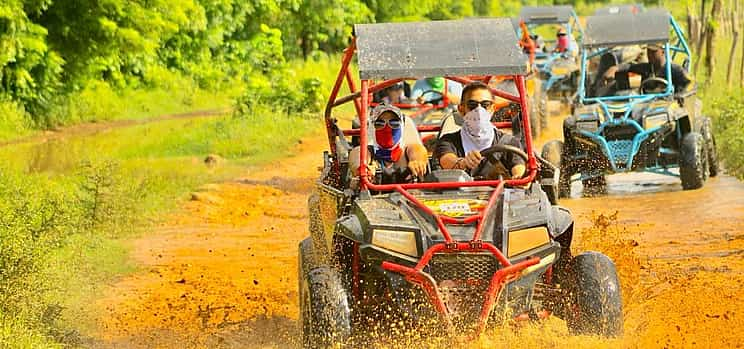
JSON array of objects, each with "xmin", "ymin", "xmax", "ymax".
[
  {"xmin": 740, "ymin": 8, "xmax": 744, "ymax": 87},
  {"xmin": 688, "ymin": 10, "xmax": 698, "ymax": 48},
  {"xmin": 727, "ymin": 21, "xmax": 739, "ymax": 87},
  {"xmin": 704, "ymin": 0, "xmax": 723, "ymax": 85},
  {"xmin": 694, "ymin": 0, "xmax": 708, "ymax": 74}
]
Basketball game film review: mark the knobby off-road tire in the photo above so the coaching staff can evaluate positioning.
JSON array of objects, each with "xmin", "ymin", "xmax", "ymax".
[
  {"xmin": 566, "ymin": 252, "xmax": 623, "ymax": 337},
  {"xmin": 581, "ymin": 174, "xmax": 607, "ymax": 197},
  {"xmin": 701, "ymin": 117, "xmax": 719, "ymax": 177},
  {"xmin": 307, "ymin": 192, "xmax": 331, "ymax": 265},
  {"xmin": 680, "ymin": 132, "xmax": 709, "ymax": 190},
  {"xmin": 529, "ymin": 96, "xmax": 542, "ymax": 140},
  {"xmin": 299, "ymin": 238, "xmax": 351, "ymax": 349},
  {"xmin": 541, "ymin": 140, "xmax": 571, "ymax": 199}
]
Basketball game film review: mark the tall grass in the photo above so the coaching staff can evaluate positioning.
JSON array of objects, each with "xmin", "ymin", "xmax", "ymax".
[{"xmin": 0, "ymin": 55, "xmax": 337, "ymax": 347}]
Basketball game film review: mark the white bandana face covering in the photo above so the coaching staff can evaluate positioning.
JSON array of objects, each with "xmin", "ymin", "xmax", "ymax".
[{"xmin": 460, "ymin": 106, "xmax": 494, "ymax": 154}]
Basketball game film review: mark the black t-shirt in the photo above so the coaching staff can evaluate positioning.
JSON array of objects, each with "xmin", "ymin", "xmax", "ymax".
[
  {"xmin": 622, "ymin": 62, "xmax": 691, "ymax": 92},
  {"xmin": 434, "ymin": 129, "xmax": 526, "ymax": 170}
]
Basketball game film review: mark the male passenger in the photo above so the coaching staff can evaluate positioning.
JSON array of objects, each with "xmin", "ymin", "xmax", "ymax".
[
  {"xmin": 602, "ymin": 43, "xmax": 691, "ymax": 93},
  {"xmin": 435, "ymin": 82, "xmax": 526, "ymax": 179}
]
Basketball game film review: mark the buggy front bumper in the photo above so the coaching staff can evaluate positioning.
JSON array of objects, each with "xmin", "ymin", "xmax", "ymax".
[{"xmin": 380, "ymin": 241, "xmax": 558, "ymax": 338}]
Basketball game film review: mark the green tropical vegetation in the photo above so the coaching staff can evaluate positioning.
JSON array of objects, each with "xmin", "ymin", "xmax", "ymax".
[{"xmin": 0, "ymin": 0, "xmax": 743, "ymax": 347}]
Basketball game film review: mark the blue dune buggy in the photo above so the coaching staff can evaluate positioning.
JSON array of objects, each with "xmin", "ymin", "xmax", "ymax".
[
  {"xmin": 543, "ymin": 10, "xmax": 719, "ymax": 198},
  {"xmin": 517, "ymin": 6, "xmax": 583, "ymax": 111}
]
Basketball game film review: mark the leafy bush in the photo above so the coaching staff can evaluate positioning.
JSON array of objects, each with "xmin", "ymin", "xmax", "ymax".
[
  {"xmin": 709, "ymin": 91, "xmax": 744, "ymax": 179},
  {"xmin": 0, "ymin": 99, "xmax": 32, "ymax": 142},
  {"xmin": 0, "ymin": 171, "xmax": 76, "ymax": 330},
  {"xmin": 234, "ymin": 75, "xmax": 323, "ymax": 116}
]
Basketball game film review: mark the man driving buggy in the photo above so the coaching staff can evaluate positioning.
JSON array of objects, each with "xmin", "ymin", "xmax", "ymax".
[
  {"xmin": 434, "ymin": 82, "xmax": 526, "ymax": 179},
  {"xmin": 349, "ymin": 104, "xmax": 428, "ymax": 184},
  {"xmin": 601, "ymin": 43, "xmax": 692, "ymax": 94}
]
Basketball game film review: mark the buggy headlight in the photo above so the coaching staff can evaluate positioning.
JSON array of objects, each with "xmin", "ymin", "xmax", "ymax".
[
  {"xmin": 372, "ymin": 229, "xmax": 418, "ymax": 257},
  {"xmin": 551, "ymin": 66, "xmax": 570, "ymax": 76},
  {"xmin": 576, "ymin": 119, "xmax": 599, "ymax": 132},
  {"xmin": 508, "ymin": 227, "xmax": 550, "ymax": 257},
  {"xmin": 643, "ymin": 113, "xmax": 668, "ymax": 129}
]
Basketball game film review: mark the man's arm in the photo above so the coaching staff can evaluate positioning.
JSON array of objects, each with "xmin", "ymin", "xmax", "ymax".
[
  {"xmin": 435, "ymin": 133, "xmax": 479, "ymax": 170},
  {"xmin": 671, "ymin": 64, "xmax": 692, "ymax": 92},
  {"xmin": 405, "ymin": 144, "xmax": 428, "ymax": 177},
  {"xmin": 603, "ymin": 63, "xmax": 648, "ymax": 79}
]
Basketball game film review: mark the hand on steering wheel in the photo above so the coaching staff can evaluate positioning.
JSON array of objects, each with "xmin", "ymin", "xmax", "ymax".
[
  {"xmin": 470, "ymin": 144, "xmax": 529, "ymax": 180},
  {"xmin": 416, "ymin": 89, "xmax": 444, "ymax": 105},
  {"xmin": 640, "ymin": 77, "xmax": 669, "ymax": 94}
]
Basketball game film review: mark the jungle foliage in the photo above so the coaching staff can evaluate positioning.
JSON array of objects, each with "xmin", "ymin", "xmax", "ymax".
[{"xmin": 1, "ymin": 0, "xmax": 647, "ymax": 131}]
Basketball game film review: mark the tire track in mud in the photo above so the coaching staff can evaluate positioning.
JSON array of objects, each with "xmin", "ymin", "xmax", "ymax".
[
  {"xmin": 92, "ymin": 110, "xmax": 744, "ymax": 348},
  {"xmin": 0, "ymin": 108, "xmax": 228, "ymax": 149}
]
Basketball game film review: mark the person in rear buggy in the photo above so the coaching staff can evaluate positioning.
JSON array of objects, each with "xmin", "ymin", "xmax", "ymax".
[
  {"xmin": 349, "ymin": 104, "xmax": 428, "ymax": 185},
  {"xmin": 601, "ymin": 43, "xmax": 692, "ymax": 95},
  {"xmin": 381, "ymin": 82, "xmax": 414, "ymax": 104},
  {"xmin": 434, "ymin": 81, "xmax": 526, "ymax": 180},
  {"xmin": 411, "ymin": 77, "xmax": 463, "ymax": 105},
  {"xmin": 554, "ymin": 27, "xmax": 578, "ymax": 55}
]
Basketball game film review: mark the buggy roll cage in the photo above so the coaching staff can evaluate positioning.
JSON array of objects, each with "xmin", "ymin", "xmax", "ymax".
[
  {"xmin": 323, "ymin": 20, "xmax": 542, "ymax": 336},
  {"xmin": 577, "ymin": 14, "xmax": 690, "ymax": 106},
  {"xmin": 518, "ymin": 6, "xmax": 584, "ymax": 62},
  {"xmin": 324, "ymin": 39, "xmax": 538, "ymax": 196},
  {"xmin": 572, "ymin": 12, "xmax": 692, "ymax": 173}
]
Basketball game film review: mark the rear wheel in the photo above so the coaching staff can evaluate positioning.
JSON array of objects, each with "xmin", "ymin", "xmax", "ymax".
[
  {"xmin": 680, "ymin": 132, "xmax": 709, "ymax": 190},
  {"xmin": 541, "ymin": 140, "xmax": 568, "ymax": 202},
  {"xmin": 702, "ymin": 117, "xmax": 719, "ymax": 177},
  {"xmin": 529, "ymin": 97, "xmax": 542, "ymax": 139},
  {"xmin": 299, "ymin": 238, "xmax": 351, "ymax": 349},
  {"xmin": 581, "ymin": 174, "xmax": 607, "ymax": 197},
  {"xmin": 565, "ymin": 252, "xmax": 623, "ymax": 337}
]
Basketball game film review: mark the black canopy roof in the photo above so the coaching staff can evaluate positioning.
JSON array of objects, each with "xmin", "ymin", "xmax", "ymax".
[
  {"xmin": 519, "ymin": 6, "xmax": 575, "ymax": 24},
  {"xmin": 584, "ymin": 9, "xmax": 670, "ymax": 48},
  {"xmin": 354, "ymin": 18, "xmax": 528, "ymax": 80},
  {"xmin": 593, "ymin": 4, "xmax": 643, "ymax": 16}
]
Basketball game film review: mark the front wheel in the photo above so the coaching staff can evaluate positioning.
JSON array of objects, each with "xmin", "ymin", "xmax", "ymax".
[
  {"xmin": 565, "ymin": 252, "xmax": 623, "ymax": 337},
  {"xmin": 299, "ymin": 238, "xmax": 351, "ymax": 348},
  {"xmin": 679, "ymin": 132, "xmax": 709, "ymax": 190},
  {"xmin": 702, "ymin": 117, "xmax": 719, "ymax": 177}
]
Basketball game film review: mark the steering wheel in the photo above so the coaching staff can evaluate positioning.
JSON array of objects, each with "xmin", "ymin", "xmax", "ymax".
[
  {"xmin": 641, "ymin": 77, "xmax": 669, "ymax": 94},
  {"xmin": 418, "ymin": 89, "xmax": 444, "ymax": 105},
  {"xmin": 471, "ymin": 144, "xmax": 529, "ymax": 180}
]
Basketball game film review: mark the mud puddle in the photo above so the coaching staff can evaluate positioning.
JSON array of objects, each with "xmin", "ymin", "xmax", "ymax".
[
  {"xmin": 0, "ymin": 110, "xmax": 225, "ymax": 174},
  {"xmin": 89, "ymin": 108, "xmax": 744, "ymax": 348}
]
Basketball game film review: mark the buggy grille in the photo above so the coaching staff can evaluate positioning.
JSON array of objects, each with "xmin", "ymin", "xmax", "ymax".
[
  {"xmin": 607, "ymin": 140, "xmax": 634, "ymax": 167},
  {"xmin": 429, "ymin": 253, "xmax": 499, "ymax": 282},
  {"xmin": 427, "ymin": 253, "xmax": 500, "ymax": 327}
]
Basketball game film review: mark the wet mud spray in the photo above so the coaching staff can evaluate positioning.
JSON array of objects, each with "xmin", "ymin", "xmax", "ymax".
[{"xmin": 94, "ymin": 117, "xmax": 744, "ymax": 348}]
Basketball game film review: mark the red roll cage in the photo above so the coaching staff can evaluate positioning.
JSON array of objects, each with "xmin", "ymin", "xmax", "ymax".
[
  {"xmin": 323, "ymin": 27, "xmax": 544, "ymax": 337},
  {"xmin": 324, "ymin": 39, "xmax": 539, "ymax": 194}
]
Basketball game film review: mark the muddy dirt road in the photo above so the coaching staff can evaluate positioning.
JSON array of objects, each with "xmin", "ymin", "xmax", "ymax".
[{"xmin": 92, "ymin": 116, "xmax": 744, "ymax": 348}]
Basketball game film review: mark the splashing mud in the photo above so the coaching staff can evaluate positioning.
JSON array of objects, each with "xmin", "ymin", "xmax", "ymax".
[{"xmin": 91, "ymin": 114, "xmax": 744, "ymax": 348}]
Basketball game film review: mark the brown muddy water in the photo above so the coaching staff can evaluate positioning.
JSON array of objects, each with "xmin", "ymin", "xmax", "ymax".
[{"xmin": 8, "ymin": 111, "xmax": 742, "ymax": 348}]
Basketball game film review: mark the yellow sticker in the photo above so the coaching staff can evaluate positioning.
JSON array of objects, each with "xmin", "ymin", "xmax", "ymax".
[{"xmin": 422, "ymin": 199, "xmax": 488, "ymax": 217}]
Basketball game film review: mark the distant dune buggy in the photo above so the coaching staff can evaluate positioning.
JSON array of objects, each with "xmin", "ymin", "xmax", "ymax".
[
  {"xmin": 544, "ymin": 10, "xmax": 719, "ymax": 197},
  {"xmin": 517, "ymin": 6, "xmax": 583, "ymax": 110},
  {"xmin": 300, "ymin": 18, "xmax": 623, "ymax": 348}
]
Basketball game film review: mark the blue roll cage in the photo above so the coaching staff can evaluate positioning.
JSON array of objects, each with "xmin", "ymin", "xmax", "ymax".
[
  {"xmin": 572, "ymin": 14, "xmax": 692, "ymax": 175},
  {"xmin": 520, "ymin": 10, "xmax": 583, "ymax": 92}
]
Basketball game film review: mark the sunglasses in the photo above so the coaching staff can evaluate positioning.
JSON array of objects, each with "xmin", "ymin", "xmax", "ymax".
[
  {"xmin": 374, "ymin": 118, "xmax": 402, "ymax": 129},
  {"xmin": 466, "ymin": 100, "xmax": 494, "ymax": 110}
]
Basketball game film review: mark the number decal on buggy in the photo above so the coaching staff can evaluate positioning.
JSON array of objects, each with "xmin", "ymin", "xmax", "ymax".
[{"xmin": 422, "ymin": 199, "xmax": 488, "ymax": 217}]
